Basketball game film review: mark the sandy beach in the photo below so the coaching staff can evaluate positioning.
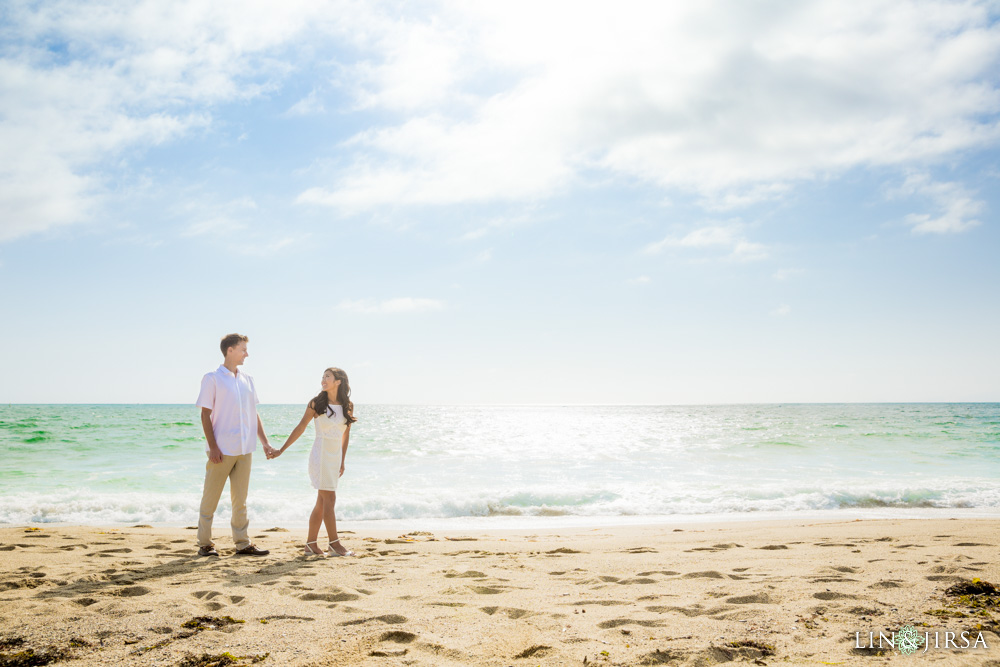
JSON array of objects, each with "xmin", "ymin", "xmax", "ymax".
[{"xmin": 1, "ymin": 518, "xmax": 998, "ymax": 666}]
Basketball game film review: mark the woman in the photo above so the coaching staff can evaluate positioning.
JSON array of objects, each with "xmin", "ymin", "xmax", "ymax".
[{"xmin": 269, "ymin": 367, "xmax": 357, "ymax": 556}]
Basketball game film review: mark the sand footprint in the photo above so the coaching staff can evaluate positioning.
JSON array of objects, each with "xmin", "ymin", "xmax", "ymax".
[
  {"xmin": 617, "ymin": 577, "xmax": 658, "ymax": 585},
  {"xmin": 597, "ymin": 618, "xmax": 665, "ymax": 629},
  {"xmin": 813, "ymin": 591, "xmax": 857, "ymax": 600},
  {"xmin": 339, "ymin": 614, "xmax": 407, "ymax": 626},
  {"xmin": 513, "ymin": 645, "xmax": 551, "ymax": 659},
  {"xmin": 479, "ymin": 606, "xmax": 534, "ymax": 619},
  {"xmin": 192, "ymin": 590, "xmax": 223, "ymax": 600},
  {"xmin": 468, "ymin": 585, "xmax": 506, "ymax": 595},
  {"xmin": 443, "ymin": 570, "xmax": 487, "ymax": 579},
  {"xmin": 369, "ymin": 630, "xmax": 418, "ymax": 658},
  {"xmin": 300, "ymin": 590, "xmax": 360, "ymax": 603},
  {"xmin": 725, "ymin": 592, "xmax": 774, "ymax": 604}
]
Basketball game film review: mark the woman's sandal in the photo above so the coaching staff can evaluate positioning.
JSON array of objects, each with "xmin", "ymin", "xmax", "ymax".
[
  {"xmin": 327, "ymin": 538, "xmax": 355, "ymax": 557},
  {"xmin": 303, "ymin": 540, "xmax": 324, "ymax": 556}
]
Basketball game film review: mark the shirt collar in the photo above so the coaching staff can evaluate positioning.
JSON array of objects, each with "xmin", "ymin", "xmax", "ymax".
[{"xmin": 217, "ymin": 364, "xmax": 238, "ymax": 378}]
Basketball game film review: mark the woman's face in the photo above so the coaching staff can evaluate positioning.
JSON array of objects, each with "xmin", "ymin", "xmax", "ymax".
[{"xmin": 321, "ymin": 370, "xmax": 341, "ymax": 393}]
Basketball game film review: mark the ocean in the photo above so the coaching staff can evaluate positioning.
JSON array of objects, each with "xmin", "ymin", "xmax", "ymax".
[{"xmin": 1, "ymin": 404, "xmax": 998, "ymax": 528}]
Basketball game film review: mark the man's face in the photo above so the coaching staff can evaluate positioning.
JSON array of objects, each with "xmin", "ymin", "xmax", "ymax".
[{"xmin": 227, "ymin": 341, "xmax": 249, "ymax": 366}]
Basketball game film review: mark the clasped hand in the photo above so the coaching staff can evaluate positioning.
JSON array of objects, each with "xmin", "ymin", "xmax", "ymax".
[{"xmin": 263, "ymin": 443, "xmax": 282, "ymax": 460}]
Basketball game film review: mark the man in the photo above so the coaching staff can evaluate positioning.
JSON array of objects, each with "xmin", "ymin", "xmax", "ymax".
[{"xmin": 195, "ymin": 333, "xmax": 276, "ymax": 556}]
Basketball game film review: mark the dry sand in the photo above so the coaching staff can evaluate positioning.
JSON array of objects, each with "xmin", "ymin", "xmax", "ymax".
[{"xmin": 1, "ymin": 518, "xmax": 998, "ymax": 666}]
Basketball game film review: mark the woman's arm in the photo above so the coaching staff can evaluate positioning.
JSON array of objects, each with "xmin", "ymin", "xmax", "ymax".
[
  {"xmin": 339, "ymin": 423, "xmax": 351, "ymax": 476},
  {"xmin": 271, "ymin": 404, "xmax": 317, "ymax": 458}
]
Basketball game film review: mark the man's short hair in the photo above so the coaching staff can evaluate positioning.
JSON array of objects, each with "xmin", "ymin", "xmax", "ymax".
[{"xmin": 220, "ymin": 333, "xmax": 249, "ymax": 356}]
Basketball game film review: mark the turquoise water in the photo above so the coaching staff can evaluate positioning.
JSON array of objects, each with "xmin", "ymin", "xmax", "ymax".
[{"xmin": 0, "ymin": 403, "xmax": 998, "ymax": 526}]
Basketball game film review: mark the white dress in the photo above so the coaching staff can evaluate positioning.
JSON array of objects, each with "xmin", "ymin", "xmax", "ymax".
[{"xmin": 308, "ymin": 404, "xmax": 347, "ymax": 491}]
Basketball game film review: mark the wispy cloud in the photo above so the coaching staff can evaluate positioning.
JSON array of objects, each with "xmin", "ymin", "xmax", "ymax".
[
  {"xmin": 627, "ymin": 276, "xmax": 651, "ymax": 285},
  {"xmin": 644, "ymin": 224, "xmax": 768, "ymax": 261},
  {"xmin": 180, "ymin": 197, "xmax": 257, "ymax": 237},
  {"xmin": 892, "ymin": 173, "xmax": 984, "ymax": 235},
  {"xmin": 283, "ymin": 89, "xmax": 326, "ymax": 117},
  {"xmin": 772, "ymin": 268, "xmax": 803, "ymax": 281},
  {"xmin": 771, "ymin": 304, "xmax": 792, "ymax": 316},
  {"xmin": 338, "ymin": 298, "xmax": 446, "ymax": 314}
]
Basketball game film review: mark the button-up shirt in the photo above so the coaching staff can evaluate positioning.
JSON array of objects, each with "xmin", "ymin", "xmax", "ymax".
[{"xmin": 196, "ymin": 365, "xmax": 260, "ymax": 456}]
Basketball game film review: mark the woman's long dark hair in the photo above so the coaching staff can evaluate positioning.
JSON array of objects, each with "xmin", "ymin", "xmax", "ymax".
[{"xmin": 311, "ymin": 367, "xmax": 357, "ymax": 426}]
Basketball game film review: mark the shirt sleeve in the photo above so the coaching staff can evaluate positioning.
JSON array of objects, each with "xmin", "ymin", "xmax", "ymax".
[
  {"xmin": 248, "ymin": 375, "xmax": 260, "ymax": 406},
  {"xmin": 195, "ymin": 373, "xmax": 216, "ymax": 410}
]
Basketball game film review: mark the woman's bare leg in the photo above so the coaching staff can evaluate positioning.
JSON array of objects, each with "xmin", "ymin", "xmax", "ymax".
[
  {"xmin": 319, "ymin": 490, "xmax": 348, "ymax": 555},
  {"xmin": 306, "ymin": 494, "xmax": 324, "ymax": 553}
]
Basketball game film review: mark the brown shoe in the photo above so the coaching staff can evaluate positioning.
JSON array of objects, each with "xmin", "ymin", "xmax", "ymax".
[
  {"xmin": 234, "ymin": 544, "xmax": 269, "ymax": 556},
  {"xmin": 198, "ymin": 545, "xmax": 219, "ymax": 557}
]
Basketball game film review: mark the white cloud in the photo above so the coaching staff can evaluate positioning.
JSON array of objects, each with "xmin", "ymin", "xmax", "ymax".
[
  {"xmin": 235, "ymin": 236, "xmax": 297, "ymax": 256},
  {"xmin": 771, "ymin": 304, "xmax": 792, "ymax": 316},
  {"xmin": 628, "ymin": 276, "xmax": 651, "ymax": 285},
  {"xmin": 181, "ymin": 217, "xmax": 247, "ymax": 237},
  {"xmin": 300, "ymin": 0, "xmax": 1000, "ymax": 212},
  {"xmin": 0, "ymin": 0, "xmax": 341, "ymax": 242},
  {"xmin": 338, "ymin": 298, "xmax": 446, "ymax": 314},
  {"xmin": 180, "ymin": 197, "xmax": 258, "ymax": 237},
  {"xmin": 3, "ymin": 0, "xmax": 999, "ymax": 242},
  {"xmin": 893, "ymin": 173, "xmax": 984, "ymax": 234},
  {"xmin": 283, "ymin": 89, "xmax": 326, "ymax": 117},
  {"xmin": 644, "ymin": 224, "xmax": 768, "ymax": 261},
  {"xmin": 772, "ymin": 268, "xmax": 803, "ymax": 281}
]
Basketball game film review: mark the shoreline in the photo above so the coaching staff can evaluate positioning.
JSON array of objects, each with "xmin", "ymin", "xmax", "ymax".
[
  {"xmin": 8, "ymin": 505, "xmax": 1000, "ymax": 533},
  {"xmin": 1, "ymin": 517, "xmax": 998, "ymax": 665}
]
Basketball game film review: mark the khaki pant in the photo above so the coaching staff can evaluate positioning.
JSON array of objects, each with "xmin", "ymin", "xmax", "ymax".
[{"xmin": 197, "ymin": 453, "xmax": 252, "ymax": 550}]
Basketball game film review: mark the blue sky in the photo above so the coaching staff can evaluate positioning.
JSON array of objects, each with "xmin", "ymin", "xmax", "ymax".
[{"xmin": 1, "ymin": 1, "xmax": 998, "ymax": 404}]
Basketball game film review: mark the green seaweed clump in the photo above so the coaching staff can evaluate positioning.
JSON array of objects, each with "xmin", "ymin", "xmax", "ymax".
[
  {"xmin": 945, "ymin": 578, "xmax": 998, "ymax": 597},
  {"xmin": 925, "ymin": 608, "xmax": 969, "ymax": 618},
  {"xmin": 178, "ymin": 652, "xmax": 268, "ymax": 667},
  {"xmin": 181, "ymin": 616, "xmax": 246, "ymax": 630}
]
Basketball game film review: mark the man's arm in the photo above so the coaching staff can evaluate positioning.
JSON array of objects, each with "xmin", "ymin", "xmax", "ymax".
[
  {"xmin": 257, "ymin": 413, "xmax": 274, "ymax": 458},
  {"xmin": 201, "ymin": 408, "xmax": 223, "ymax": 463}
]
